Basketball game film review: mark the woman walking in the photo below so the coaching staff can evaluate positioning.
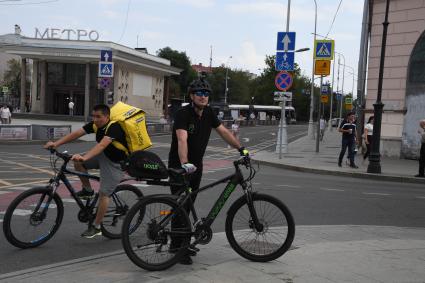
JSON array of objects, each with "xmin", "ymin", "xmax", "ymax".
[{"xmin": 363, "ymin": 116, "xmax": 374, "ymax": 160}]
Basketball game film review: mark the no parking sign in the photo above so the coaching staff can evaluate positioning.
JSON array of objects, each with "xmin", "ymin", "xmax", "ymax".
[{"xmin": 274, "ymin": 71, "xmax": 293, "ymax": 91}]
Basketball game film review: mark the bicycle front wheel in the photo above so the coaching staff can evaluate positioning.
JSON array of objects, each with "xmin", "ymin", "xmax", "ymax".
[
  {"xmin": 3, "ymin": 186, "xmax": 64, "ymax": 249},
  {"xmin": 101, "ymin": 184, "xmax": 143, "ymax": 239},
  {"xmin": 225, "ymin": 193, "xmax": 295, "ymax": 262},
  {"xmin": 121, "ymin": 196, "xmax": 191, "ymax": 271}
]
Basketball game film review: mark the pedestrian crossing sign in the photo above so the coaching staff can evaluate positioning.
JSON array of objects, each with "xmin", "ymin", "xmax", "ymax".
[
  {"xmin": 98, "ymin": 62, "xmax": 114, "ymax": 78},
  {"xmin": 314, "ymin": 40, "xmax": 334, "ymax": 60}
]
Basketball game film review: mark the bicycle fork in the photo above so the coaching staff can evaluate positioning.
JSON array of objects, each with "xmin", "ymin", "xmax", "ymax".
[{"xmin": 242, "ymin": 185, "xmax": 264, "ymax": 232}]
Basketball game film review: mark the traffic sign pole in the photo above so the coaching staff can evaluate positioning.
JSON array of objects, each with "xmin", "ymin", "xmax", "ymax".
[
  {"xmin": 275, "ymin": 0, "xmax": 290, "ymax": 158},
  {"xmin": 316, "ymin": 76, "xmax": 323, "ymax": 153}
]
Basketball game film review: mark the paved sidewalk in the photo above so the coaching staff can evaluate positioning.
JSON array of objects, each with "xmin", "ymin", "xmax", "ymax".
[
  {"xmin": 1, "ymin": 225, "xmax": 425, "ymax": 283},
  {"xmin": 252, "ymin": 128, "xmax": 425, "ymax": 184}
]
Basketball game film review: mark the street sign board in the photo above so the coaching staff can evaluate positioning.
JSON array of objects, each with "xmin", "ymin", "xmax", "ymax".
[
  {"xmin": 98, "ymin": 77, "xmax": 112, "ymax": 89},
  {"xmin": 2, "ymin": 86, "xmax": 8, "ymax": 93},
  {"xmin": 335, "ymin": 92, "xmax": 342, "ymax": 100},
  {"xmin": 345, "ymin": 104, "xmax": 352, "ymax": 110},
  {"xmin": 345, "ymin": 97, "xmax": 352, "ymax": 104},
  {"xmin": 98, "ymin": 62, "xmax": 114, "ymax": 77},
  {"xmin": 275, "ymin": 51, "xmax": 294, "ymax": 71},
  {"xmin": 321, "ymin": 84, "xmax": 330, "ymax": 94},
  {"xmin": 315, "ymin": 60, "xmax": 331, "ymax": 76},
  {"xmin": 314, "ymin": 40, "xmax": 334, "ymax": 60},
  {"xmin": 275, "ymin": 71, "xmax": 293, "ymax": 91},
  {"xmin": 274, "ymin": 91, "xmax": 292, "ymax": 102},
  {"xmin": 321, "ymin": 95, "xmax": 328, "ymax": 103},
  {"xmin": 276, "ymin": 32, "xmax": 296, "ymax": 51},
  {"xmin": 100, "ymin": 50, "xmax": 112, "ymax": 62}
]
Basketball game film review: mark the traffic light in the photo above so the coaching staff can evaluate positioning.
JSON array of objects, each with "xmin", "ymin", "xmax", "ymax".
[{"xmin": 107, "ymin": 91, "xmax": 114, "ymax": 105}]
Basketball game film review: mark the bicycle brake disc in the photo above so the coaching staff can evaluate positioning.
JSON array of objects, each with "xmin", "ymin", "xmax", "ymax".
[{"xmin": 196, "ymin": 226, "xmax": 213, "ymax": 245}]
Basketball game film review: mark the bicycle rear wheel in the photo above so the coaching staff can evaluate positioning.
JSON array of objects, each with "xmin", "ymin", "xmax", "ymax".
[
  {"xmin": 101, "ymin": 184, "xmax": 143, "ymax": 239},
  {"xmin": 3, "ymin": 186, "xmax": 64, "ymax": 249},
  {"xmin": 225, "ymin": 193, "xmax": 295, "ymax": 262},
  {"xmin": 121, "ymin": 196, "xmax": 191, "ymax": 271}
]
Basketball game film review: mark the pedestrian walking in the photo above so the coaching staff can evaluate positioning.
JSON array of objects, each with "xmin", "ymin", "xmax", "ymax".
[
  {"xmin": 415, "ymin": 119, "xmax": 425, "ymax": 178},
  {"xmin": 68, "ymin": 99, "xmax": 75, "ymax": 116},
  {"xmin": 319, "ymin": 117, "xmax": 326, "ymax": 141},
  {"xmin": 0, "ymin": 105, "xmax": 11, "ymax": 124},
  {"xmin": 228, "ymin": 119, "xmax": 240, "ymax": 148},
  {"xmin": 363, "ymin": 116, "xmax": 374, "ymax": 161},
  {"xmin": 338, "ymin": 112, "xmax": 358, "ymax": 168}
]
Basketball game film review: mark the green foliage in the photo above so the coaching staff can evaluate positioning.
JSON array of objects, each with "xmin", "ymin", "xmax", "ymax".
[
  {"xmin": 2, "ymin": 59, "xmax": 21, "ymax": 96},
  {"xmin": 156, "ymin": 47, "xmax": 197, "ymax": 99}
]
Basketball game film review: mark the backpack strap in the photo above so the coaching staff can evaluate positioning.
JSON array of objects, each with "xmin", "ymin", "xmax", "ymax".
[{"xmin": 93, "ymin": 121, "xmax": 130, "ymax": 156}]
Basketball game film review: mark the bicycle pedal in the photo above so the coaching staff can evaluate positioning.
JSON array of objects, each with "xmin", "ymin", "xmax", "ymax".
[{"xmin": 188, "ymin": 245, "xmax": 200, "ymax": 252}]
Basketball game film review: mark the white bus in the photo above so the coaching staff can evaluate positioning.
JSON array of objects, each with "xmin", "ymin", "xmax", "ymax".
[{"xmin": 228, "ymin": 104, "xmax": 296, "ymax": 124}]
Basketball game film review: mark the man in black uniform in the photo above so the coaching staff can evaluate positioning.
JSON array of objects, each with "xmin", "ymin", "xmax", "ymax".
[
  {"xmin": 168, "ymin": 78, "xmax": 248, "ymax": 265},
  {"xmin": 338, "ymin": 112, "xmax": 358, "ymax": 168},
  {"xmin": 44, "ymin": 104, "xmax": 128, "ymax": 238}
]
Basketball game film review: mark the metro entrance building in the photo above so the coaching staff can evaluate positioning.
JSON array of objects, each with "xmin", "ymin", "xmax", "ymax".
[{"xmin": 0, "ymin": 28, "xmax": 180, "ymax": 120}]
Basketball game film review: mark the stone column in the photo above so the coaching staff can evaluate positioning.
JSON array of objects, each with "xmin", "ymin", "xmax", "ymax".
[
  {"xmin": 84, "ymin": 63, "xmax": 90, "ymax": 122},
  {"xmin": 30, "ymin": 60, "xmax": 38, "ymax": 113},
  {"xmin": 39, "ymin": 61, "xmax": 46, "ymax": 114},
  {"xmin": 20, "ymin": 58, "xmax": 27, "ymax": 112}
]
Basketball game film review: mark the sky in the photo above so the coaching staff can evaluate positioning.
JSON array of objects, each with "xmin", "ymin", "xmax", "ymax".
[{"xmin": 0, "ymin": 0, "xmax": 365, "ymax": 97}]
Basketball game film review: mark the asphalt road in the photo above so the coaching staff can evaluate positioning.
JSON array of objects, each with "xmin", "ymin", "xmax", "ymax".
[{"xmin": 0, "ymin": 124, "xmax": 424, "ymax": 274}]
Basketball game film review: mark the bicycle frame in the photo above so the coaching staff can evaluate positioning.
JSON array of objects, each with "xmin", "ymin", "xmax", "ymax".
[{"xmin": 157, "ymin": 159, "xmax": 261, "ymax": 236}]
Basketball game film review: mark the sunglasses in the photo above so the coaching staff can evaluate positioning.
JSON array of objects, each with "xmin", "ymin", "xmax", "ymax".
[{"xmin": 193, "ymin": 91, "xmax": 210, "ymax": 97}]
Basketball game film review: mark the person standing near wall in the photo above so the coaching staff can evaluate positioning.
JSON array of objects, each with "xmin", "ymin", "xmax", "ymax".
[
  {"xmin": 0, "ymin": 105, "xmax": 11, "ymax": 124},
  {"xmin": 68, "ymin": 99, "xmax": 75, "ymax": 116},
  {"xmin": 415, "ymin": 119, "xmax": 425, "ymax": 178},
  {"xmin": 363, "ymin": 116, "xmax": 374, "ymax": 161}
]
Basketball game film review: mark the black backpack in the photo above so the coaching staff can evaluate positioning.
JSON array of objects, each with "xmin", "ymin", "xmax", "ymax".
[{"xmin": 124, "ymin": 151, "xmax": 168, "ymax": 180}]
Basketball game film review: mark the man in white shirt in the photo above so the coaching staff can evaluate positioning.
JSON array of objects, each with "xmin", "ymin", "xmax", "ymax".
[
  {"xmin": 0, "ymin": 105, "xmax": 11, "ymax": 124},
  {"xmin": 68, "ymin": 100, "xmax": 75, "ymax": 116},
  {"xmin": 319, "ymin": 117, "xmax": 326, "ymax": 141}
]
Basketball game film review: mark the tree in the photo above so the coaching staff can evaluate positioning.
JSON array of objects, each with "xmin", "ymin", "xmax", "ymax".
[
  {"xmin": 156, "ymin": 47, "xmax": 197, "ymax": 99},
  {"xmin": 2, "ymin": 59, "xmax": 21, "ymax": 97}
]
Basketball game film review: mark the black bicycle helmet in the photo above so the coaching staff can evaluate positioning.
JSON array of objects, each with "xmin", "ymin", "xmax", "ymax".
[{"xmin": 187, "ymin": 78, "xmax": 212, "ymax": 94}]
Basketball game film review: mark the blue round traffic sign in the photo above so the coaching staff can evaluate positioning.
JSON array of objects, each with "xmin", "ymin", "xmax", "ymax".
[{"xmin": 275, "ymin": 71, "xmax": 293, "ymax": 91}]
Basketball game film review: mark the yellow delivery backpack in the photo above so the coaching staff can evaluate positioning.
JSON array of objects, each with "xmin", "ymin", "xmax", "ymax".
[{"xmin": 93, "ymin": 102, "xmax": 152, "ymax": 155}]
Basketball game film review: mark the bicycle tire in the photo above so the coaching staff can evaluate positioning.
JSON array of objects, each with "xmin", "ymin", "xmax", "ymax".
[
  {"xmin": 225, "ymin": 193, "xmax": 295, "ymax": 262},
  {"xmin": 121, "ymin": 196, "xmax": 191, "ymax": 271},
  {"xmin": 101, "ymin": 184, "xmax": 143, "ymax": 239},
  {"xmin": 3, "ymin": 186, "xmax": 64, "ymax": 249}
]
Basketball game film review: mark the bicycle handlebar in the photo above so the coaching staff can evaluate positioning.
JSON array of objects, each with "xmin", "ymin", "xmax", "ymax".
[{"xmin": 47, "ymin": 148, "xmax": 72, "ymax": 163}]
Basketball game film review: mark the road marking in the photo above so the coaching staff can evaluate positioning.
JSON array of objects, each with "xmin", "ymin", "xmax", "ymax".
[
  {"xmin": 415, "ymin": 196, "xmax": 425, "ymax": 199},
  {"xmin": 252, "ymin": 182, "xmax": 261, "ymax": 185},
  {"xmin": 0, "ymin": 179, "xmax": 12, "ymax": 185},
  {"xmin": 7, "ymin": 186, "xmax": 31, "ymax": 191},
  {"xmin": 320, "ymin": 188, "xmax": 344, "ymax": 192},
  {"xmin": 0, "ymin": 181, "xmax": 46, "ymax": 189},
  {"xmin": 132, "ymin": 184, "xmax": 150, "ymax": 188},
  {"xmin": 1, "ymin": 160, "xmax": 53, "ymax": 175},
  {"xmin": 0, "ymin": 191, "xmax": 9, "ymax": 194},
  {"xmin": 0, "ymin": 219, "xmax": 3, "ymax": 222},
  {"xmin": 362, "ymin": 192, "xmax": 390, "ymax": 196},
  {"xmin": 61, "ymin": 199, "xmax": 76, "ymax": 203},
  {"xmin": 0, "ymin": 209, "xmax": 32, "ymax": 216},
  {"xmin": 276, "ymin": 184, "xmax": 300, "ymax": 188}
]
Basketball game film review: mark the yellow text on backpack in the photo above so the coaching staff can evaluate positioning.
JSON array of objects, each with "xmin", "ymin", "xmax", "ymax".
[{"xmin": 93, "ymin": 102, "xmax": 152, "ymax": 155}]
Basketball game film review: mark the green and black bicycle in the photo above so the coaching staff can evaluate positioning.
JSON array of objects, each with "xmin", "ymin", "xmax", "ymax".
[
  {"xmin": 3, "ymin": 149, "xmax": 143, "ymax": 248},
  {"xmin": 121, "ymin": 155, "xmax": 295, "ymax": 271}
]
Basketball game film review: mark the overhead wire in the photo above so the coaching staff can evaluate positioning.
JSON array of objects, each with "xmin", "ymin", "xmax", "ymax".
[
  {"xmin": 325, "ymin": 0, "xmax": 343, "ymax": 38},
  {"xmin": 118, "ymin": 0, "xmax": 132, "ymax": 43},
  {"xmin": 0, "ymin": 0, "xmax": 58, "ymax": 4}
]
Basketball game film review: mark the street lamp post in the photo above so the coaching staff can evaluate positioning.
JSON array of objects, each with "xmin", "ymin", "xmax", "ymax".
[
  {"xmin": 328, "ymin": 54, "xmax": 336, "ymax": 131},
  {"xmin": 335, "ymin": 52, "xmax": 345, "ymax": 123},
  {"xmin": 368, "ymin": 0, "xmax": 390, "ymax": 174},
  {"xmin": 308, "ymin": 0, "xmax": 317, "ymax": 139},
  {"xmin": 224, "ymin": 56, "xmax": 232, "ymax": 105}
]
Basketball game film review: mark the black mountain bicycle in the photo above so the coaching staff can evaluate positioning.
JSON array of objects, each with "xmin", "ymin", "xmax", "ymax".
[
  {"xmin": 3, "ymin": 148, "xmax": 143, "ymax": 249},
  {"xmin": 121, "ymin": 156, "xmax": 295, "ymax": 271}
]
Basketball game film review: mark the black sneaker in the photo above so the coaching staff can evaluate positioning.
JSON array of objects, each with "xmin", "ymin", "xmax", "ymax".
[
  {"xmin": 338, "ymin": 163, "xmax": 342, "ymax": 167},
  {"xmin": 349, "ymin": 164, "xmax": 359, "ymax": 169},
  {"xmin": 81, "ymin": 225, "xmax": 102, "ymax": 238},
  {"xmin": 76, "ymin": 188, "xmax": 94, "ymax": 199},
  {"xmin": 179, "ymin": 254, "xmax": 193, "ymax": 265}
]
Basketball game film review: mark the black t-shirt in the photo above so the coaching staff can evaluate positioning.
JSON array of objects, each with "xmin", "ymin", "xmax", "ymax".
[
  {"xmin": 168, "ymin": 105, "xmax": 221, "ymax": 168},
  {"xmin": 339, "ymin": 119, "xmax": 356, "ymax": 140},
  {"xmin": 83, "ymin": 121, "xmax": 128, "ymax": 163}
]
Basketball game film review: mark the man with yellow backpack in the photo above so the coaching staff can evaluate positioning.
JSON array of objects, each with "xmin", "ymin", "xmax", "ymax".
[{"xmin": 44, "ymin": 103, "xmax": 151, "ymax": 238}]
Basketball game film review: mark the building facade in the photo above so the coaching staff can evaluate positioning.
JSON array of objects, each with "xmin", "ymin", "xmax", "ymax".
[
  {"xmin": 0, "ymin": 27, "xmax": 180, "ymax": 120},
  {"xmin": 366, "ymin": 0, "xmax": 425, "ymax": 159}
]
